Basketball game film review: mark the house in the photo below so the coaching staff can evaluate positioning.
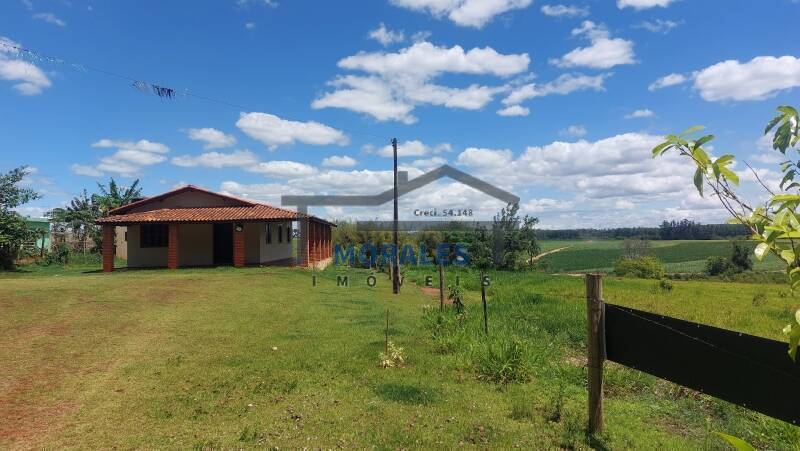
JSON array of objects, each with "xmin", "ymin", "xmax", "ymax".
[
  {"xmin": 23, "ymin": 217, "xmax": 50, "ymax": 256},
  {"xmin": 95, "ymin": 185, "xmax": 333, "ymax": 272}
]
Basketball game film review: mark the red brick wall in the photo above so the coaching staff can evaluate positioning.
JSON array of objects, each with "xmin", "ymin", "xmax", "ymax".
[
  {"xmin": 167, "ymin": 223, "xmax": 179, "ymax": 269},
  {"xmin": 233, "ymin": 224, "xmax": 245, "ymax": 267},
  {"xmin": 102, "ymin": 225, "xmax": 114, "ymax": 272}
]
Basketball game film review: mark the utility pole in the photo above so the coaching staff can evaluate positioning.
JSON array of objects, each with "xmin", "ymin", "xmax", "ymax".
[{"xmin": 392, "ymin": 138, "xmax": 400, "ymax": 294}]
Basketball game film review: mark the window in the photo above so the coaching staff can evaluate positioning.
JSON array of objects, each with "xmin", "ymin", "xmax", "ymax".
[
  {"xmin": 278, "ymin": 225, "xmax": 283, "ymax": 243},
  {"xmin": 140, "ymin": 224, "xmax": 168, "ymax": 248},
  {"xmin": 266, "ymin": 224, "xmax": 271, "ymax": 244},
  {"xmin": 287, "ymin": 225, "xmax": 292, "ymax": 243}
]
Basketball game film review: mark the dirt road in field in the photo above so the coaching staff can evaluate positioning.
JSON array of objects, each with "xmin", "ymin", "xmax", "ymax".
[{"xmin": 532, "ymin": 247, "xmax": 569, "ymax": 262}]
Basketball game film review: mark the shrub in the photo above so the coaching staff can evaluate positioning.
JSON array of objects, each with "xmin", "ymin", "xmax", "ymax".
[
  {"xmin": 704, "ymin": 256, "xmax": 733, "ymax": 276},
  {"xmin": 613, "ymin": 256, "xmax": 665, "ymax": 279},
  {"xmin": 752, "ymin": 291, "xmax": 768, "ymax": 307},
  {"xmin": 731, "ymin": 241, "xmax": 753, "ymax": 272},
  {"xmin": 658, "ymin": 278, "xmax": 673, "ymax": 292},
  {"xmin": 39, "ymin": 244, "xmax": 71, "ymax": 266},
  {"xmin": 474, "ymin": 336, "xmax": 533, "ymax": 384},
  {"xmin": 379, "ymin": 341, "xmax": 406, "ymax": 368}
]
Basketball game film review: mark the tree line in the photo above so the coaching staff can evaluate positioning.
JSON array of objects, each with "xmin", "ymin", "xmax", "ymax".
[{"xmin": 539, "ymin": 219, "xmax": 748, "ymax": 241}]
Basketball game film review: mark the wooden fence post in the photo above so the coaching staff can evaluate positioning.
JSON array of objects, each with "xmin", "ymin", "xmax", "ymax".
[
  {"xmin": 438, "ymin": 264, "xmax": 445, "ymax": 311},
  {"xmin": 480, "ymin": 271, "xmax": 488, "ymax": 335},
  {"xmin": 586, "ymin": 273, "xmax": 605, "ymax": 434}
]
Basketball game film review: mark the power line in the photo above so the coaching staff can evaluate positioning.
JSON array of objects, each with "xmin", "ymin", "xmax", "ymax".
[{"xmin": 0, "ymin": 40, "xmax": 389, "ymax": 143}]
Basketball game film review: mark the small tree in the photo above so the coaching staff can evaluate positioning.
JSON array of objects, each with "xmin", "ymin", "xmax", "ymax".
[
  {"xmin": 730, "ymin": 241, "xmax": 753, "ymax": 272},
  {"xmin": 653, "ymin": 105, "xmax": 800, "ymax": 359},
  {"xmin": 469, "ymin": 226, "xmax": 494, "ymax": 270},
  {"xmin": 0, "ymin": 166, "xmax": 41, "ymax": 270},
  {"xmin": 491, "ymin": 202, "xmax": 539, "ymax": 270}
]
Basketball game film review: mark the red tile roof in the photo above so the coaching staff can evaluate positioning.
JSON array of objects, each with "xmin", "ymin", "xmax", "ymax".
[{"xmin": 96, "ymin": 185, "xmax": 334, "ymax": 226}]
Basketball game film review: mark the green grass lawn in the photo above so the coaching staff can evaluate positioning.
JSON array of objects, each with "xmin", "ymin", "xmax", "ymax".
[
  {"xmin": 537, "ymin": 239, "xmax": 785, "ymax": 273},
  {"xmin": 1, "ymin": 263, "xmax": 798, "ymax": 448}
]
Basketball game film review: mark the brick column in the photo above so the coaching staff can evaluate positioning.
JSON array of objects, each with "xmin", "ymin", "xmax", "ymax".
[
  {"xmin": 309, "ymin": 222, "xmax": 316, "ymax": 265},
  {"xmin": 233, "ymin": 223, "xmax": 245, "ymax": 267},
  {"xmin": 167, "ymin": 223, "xmax": 179, "ymax": 269},
  {"xmin": 299, "ymin": 218, "xmax": 309, "ymax": 267},
  {"xmin": 102, "ymin": 224, "xmax": 115, "ymax": 273}
]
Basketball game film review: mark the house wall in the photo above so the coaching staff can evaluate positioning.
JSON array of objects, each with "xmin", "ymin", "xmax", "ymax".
[
  {"xmin": 115, "ymin": 226, "xmax": 128, "ymax": 260},
  {"xmin": 127, "ymin": 190, "xmax": 245, "ymax": 213},
  {"xmin": 178, "ymin": 223, "xmax": 213, "ymax": 267},
  {"xmin": 126, "ymin": 225, "xmax": 168, "ymax": 268},
  {"xmin": 259, "ymin": 221, "xmax": 293, "ymax": 263}
]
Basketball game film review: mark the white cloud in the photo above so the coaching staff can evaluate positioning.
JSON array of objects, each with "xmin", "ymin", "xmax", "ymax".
[
  {"xmin": 635, "ymin": 19, "xmax": 679, "ymax": 33},
  {"xmin": 540, "ymin": 4, "xmax": 589, "ymax": 17},
  {"xmin": 171, "ymin": 150, "xmax": 259, "ymax": 168},
  {"xmin": 0, "ymin": 37, "xmax": 52, "ymax": 95},
  {"xmin": 625, "ymin": 108, "xmax": 654, "ymax": 119},
  {"xmin": 550, "ymin": 21, "xmax": 635, "ymax": 69},
  {"xmin": 185, "ymin": 127, "xmax": 237, "ymax": 149},
  {"xmin": 313, "ymin": 41, "xmax": 529, "ymax": 123},
  {"xmin": 70, "ymin": 164, "xmax": 103, "ymax": 177},
  {"xmin": 220, "ymin": 180, "xmax": 297, "ymax": 205},
  {"xmin": 457, "ymin": 147, "xmax": 513, "ymax": 168},
  {"xmin": 83, "ymin": 138, "xmax": 170, "ymax": 177},
  {"xmin": 390, "ymin": 0, "xmax": 533, "ymax": 28},
  {"xmin": 368, "ymin": 23, "xmax": 405, "ymax": 46},
  {"xmin": 236, "ymin": 112, "xmax": 349, "ymax": 149},
  {"xmin": 693, "ymin": 56, "xmax": 800, "ymax": 102},
  {"xmin": 407, "ymin": 156, "xmax": 447, "ymax": 170},
  {"xmin": 522, "ymin": 198, "xmax": 575, "ymax": 213},
  {"xmin": 33, "ymin": 12, "xmax": 66, "ymax": 26},
  {"xmin": 648, "ymin": 72, "xmax": 688, "ymax": 91},
  {"xmin": 559, "ymin": 124, "xmax": 587, "ymax": 138},
  {"xmin": 245, "ymin": 22, "xmax": 256, "ymax": 29},
  {"xmin": 617, "ymin": 0, "xmax": 675, "ymax": 10},
  {"xmin": 248, "ymin": 160, "xmax": 317, "ymax": 178},
  {"xmin": 615, "ymin": 199, "xmax": 635, "ymax": 209},
  {"xmin": 372, "ymin": 140, "xmax": 451, "ymax": 158},
  {"xmin": 322, "ymin": 155, "xmax": 358, "ymax": 167},
  {"xmin": 337, "ymin": 41, "xmax": 530, "ymax": 79},
  {"xmin": 497, "ymin": 105, "xmax": 530, "ymax": 116},
  {"xmin": 503, "ymin": 73, "xmax": 608, "ymax": 105}
]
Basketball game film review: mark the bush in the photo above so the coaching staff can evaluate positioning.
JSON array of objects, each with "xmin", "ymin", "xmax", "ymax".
[
  {"xmin": 39, "ymin": 244, "xmax": 71, "ymax": 266},
  {"xmin": 731, "ymin": 241, "xmax": 753, "ymax": 272},
  {"xmin": 613, "ymin": 257, "xmax": 665, "ymax": 279},
  {"xmin": 658, "ymin": 278, "xmax": 673, "ymax": 292},
  {"xmin": 705, "ymin": 256, "xmax": 733, "ymax": 276}
]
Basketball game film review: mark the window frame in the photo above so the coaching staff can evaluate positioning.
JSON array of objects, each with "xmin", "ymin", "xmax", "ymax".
[{"xmin": 140, "ymin": 224, "xmax": 168, "ymax": 248}]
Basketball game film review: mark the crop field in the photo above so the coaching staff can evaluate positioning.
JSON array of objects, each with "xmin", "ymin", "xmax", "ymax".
[
  {"xmin": 537, "ymin": 239, "xmax": 785, "ymax": 273},
  {"xmin": 2, "ymin": 262, "xmax": 799, "ymax": 449}
]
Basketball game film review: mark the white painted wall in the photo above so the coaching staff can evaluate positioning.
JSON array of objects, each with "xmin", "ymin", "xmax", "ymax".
[
  {"xmin": 260, "ymin": 221, "xmax": 293, "ymax": 263},
  {"xmin": 115, "ymin": 226, "xmax": 128, "ymax": 260},
  {"xmin": 178, "ymin": 223, "xmax": 213, "ymax": 267},
  {"xmin": 126, "ymin": 225, "xmax": 168, "ymax": 268}
]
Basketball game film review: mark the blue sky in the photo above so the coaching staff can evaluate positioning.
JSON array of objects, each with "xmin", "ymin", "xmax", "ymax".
[{"xmin": 2, "ymin": 0, "xmax": 799, "ymax": 228}]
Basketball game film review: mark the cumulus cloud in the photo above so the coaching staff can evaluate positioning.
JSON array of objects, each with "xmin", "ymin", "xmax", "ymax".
[
  {"xmin": 559, "ymin": 124, "xmax": 587, "ymax": 138},
  {"xmin": 33, "ymin": 12, "xmax": 66, "ymax": 26},
  {"xmin": 322, "ymin": 155, "xmax": 358, "ymax": 167},
  {"xmin": 0, "ymin": 36, "xmax": 52, "ymax": 95},
  {"xmin": 648, "ymin": 72, "xmax": 688, "ymax": 91},
  {"xmin": 498, "ymin": 73, "xmax": 608, "ymax": 114},
  {"xmin": 389, "ymin": 0, "xmax": 533, "ymax": 28},
  {"xmin": 184, "ymin": 127, "xmax": 237, "ymax": 149},
  {"xmin": 550, "ymin": 21, "xmax": 635, "ymax": 69},
  {"xmin": 368, "ymin": 23, "xmax": 405, "ymax": 46},
  {"xmin": 74, "ymin": 138, "xmax": 170, "ymax": 177},
  {"xmin": 456, "ymin": 147, "xmax": 513, "ymax": 168},
  {"xmin": 617, "ymin": 0, "xmax": 675, "ymax": 10},
  {"xmin": 693, "ymin": 56, "xmax": 800, "ymax": 102},
  {"xmin": 540, "ymin": 4, "xmax": 589, "ymax": 17},
  {"xmin": 635, "ymin": 19, "xmax": 680, "ymax": 33},
  {"xmin": 625, "ymin": 108, "xmax": 654, "ymax": 119},
  {"xmin": 236, "ymin": 112, "xmax": 349, "ymax": 149},
  {"xmin": 312, "ymin": 41, "xmax": 529, "ymax": 123},
  {"xmin": 171, "ymin": 150, "xmax": 259, "ymax": 168},
  {"xmin": 497, "ymin": 105, "xmax": 530, "ymax": 116},
  {"xmin": 248, "ymin": 160, "xmax": 317, "ymax": 178},
  {"xmin": 369, "ymin": 140, "xmax": 451, "ymax": 158}
]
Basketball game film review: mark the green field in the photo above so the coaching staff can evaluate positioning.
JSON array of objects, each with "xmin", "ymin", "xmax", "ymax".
[
  {"xmin": 1, "ymin": 261, "xmax": 799, "ymax": 449},
  {"xmin": 537, "ymin": 239, "xmax": 786, "ymax": 274}
]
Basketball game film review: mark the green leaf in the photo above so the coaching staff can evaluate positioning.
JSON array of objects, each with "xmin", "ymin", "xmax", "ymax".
[
  {"xmin": 693, "ymin": 167, "xmax": 704, "ymax": 197},
  {"xmin": 719, "ymin": 167, "xmax": 739, "ymax": 185},
  {"xmin": 715, "ymin": 154, "xmax": 734, "ymax": 166},
  {"xmin": 765, "ymin": 114, "xmax": 783, "ymax": 135},
  {"xmin": 692, "ymin": 147, "xmax": 711, "ymax": 165},
  {"xmin": 780, "ymin": 249, "xmax": 796, "ymax": 264},
  {"xmin": 651, "ymin": 142, "xmax": 673, "ymax": 157},
  {"xmin": 770, "ymin": 194, "xmax": 800, "ymax": 204},
  {"xmin": 694, "ymin": 134, "xmax": 714, "ymax": 148},
  {"xmin": 754, "ymin": 242, "xmax": 769, "ymax": 261},
  {"xmin": 679, "ymin": 125, "xmax": 704, "ymax": 137},
  {"xmin": 714, "ymin": 432, "xmax": 756, "ymax": 451}
]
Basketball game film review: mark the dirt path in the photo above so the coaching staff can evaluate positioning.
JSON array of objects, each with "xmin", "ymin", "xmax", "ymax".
[{"xmin": 532, "ymin": 246, "xmax": 569, "ymax": 262}]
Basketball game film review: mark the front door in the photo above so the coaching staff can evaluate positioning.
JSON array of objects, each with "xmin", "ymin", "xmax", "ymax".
[{"xmin": 212, "ymin": 223, "xmax": 233, "ymax": 265}]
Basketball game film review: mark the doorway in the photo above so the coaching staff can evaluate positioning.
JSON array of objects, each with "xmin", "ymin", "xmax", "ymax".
[{"xmin": 212, "ymin": 223, "xmax": 233, "ymax": 265}]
